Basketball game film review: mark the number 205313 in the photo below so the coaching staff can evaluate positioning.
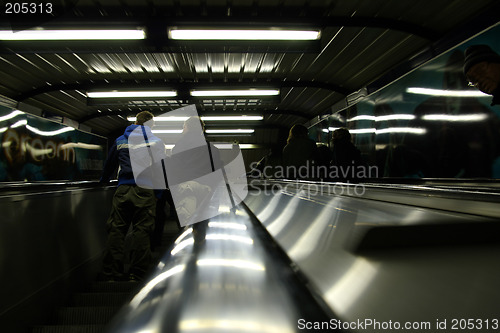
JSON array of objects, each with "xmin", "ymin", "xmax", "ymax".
[{"xmin": 5, "ymin": 2, "xmax": 53, "ymax": 14}]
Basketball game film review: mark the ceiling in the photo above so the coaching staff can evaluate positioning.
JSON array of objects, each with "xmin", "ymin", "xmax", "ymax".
[{"xmin": 0, "ymin": 0, "xmax": 498, "ymax": 147}]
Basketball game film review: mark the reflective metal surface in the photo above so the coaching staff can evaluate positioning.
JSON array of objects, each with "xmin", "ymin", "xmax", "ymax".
[
  {"xmin": 0, "ymin": 182, "xmax": 114, "ymax": 332},
  {"xmin": 106, "ymin": 186, "xmax": 332, "ymax": 333},
  {"xmin": 245, "ymin": 181, "xmax": 500, "ymax": 333}
]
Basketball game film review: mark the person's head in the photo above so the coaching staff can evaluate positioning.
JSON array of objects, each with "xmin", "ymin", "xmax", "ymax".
[
  {"xmin": 332, "ymin": 127, "xmax": 351, "ymax": 144},
  {"xmin": 135, "ymin": 111, "xmax": 154, "ymax": 127},
  {"xmin": 463, "ymin": 45, "xmax": 500, "ymax": 95},
  {"xmin": 287, "ymin": 124, "xmax": 308, "ymax": 143},
  {"xmin": 183, "ymin": 116, "xmax": 205, "ymax": 134}
]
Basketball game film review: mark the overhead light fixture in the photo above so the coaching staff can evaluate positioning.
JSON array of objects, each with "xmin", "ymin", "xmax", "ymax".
[
  {"xmin": 406, "ymin": 87, "xmax": 488, "ymax": 97},
  {"xmin": 87, "ymin": 91, "xmax": 177, "ymax": 98},
  {"xmin": 201, "ymin": 116, "xmax": 263, "ymax": 121},
  {"xmin": 205, "ymin": 129, "xmax": 255, "ymax": 134},
  {"xmin": 127, "ymin": 115, "xmax": 263, "ymax": 122},
  {"xmin": 214, "ymin": 143, "xmax": 261, "ymax": 149},
  {"xmin": 151, "ymin": 129, "xmax": 183, "ymax": 134},
  {"xmin": 168, "ymin": 29, "xmax": 321, "ymax": 41},
  {"xmin": 0, "ymin": 29, "xmax": 146, "ymax": 40},
  {"xmin": 190, "ymin": 90, "xmax": 279, "ymax": 97}
]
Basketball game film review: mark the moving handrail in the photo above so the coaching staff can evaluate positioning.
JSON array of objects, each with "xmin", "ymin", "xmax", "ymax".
[{"xmin": 105, "ymin": 185, "xmax": 333, "ymax": 333}]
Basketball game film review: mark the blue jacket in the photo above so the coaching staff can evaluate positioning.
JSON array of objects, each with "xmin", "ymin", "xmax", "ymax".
[{"xmin": 101, "ymin": 124, "xmax": 166, "ymax": 189}]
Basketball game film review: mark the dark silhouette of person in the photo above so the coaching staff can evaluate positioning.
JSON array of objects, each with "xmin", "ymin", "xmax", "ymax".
[
  {"xmin": 463, "ymin": 44, "xmax": 500, "ymax": 106},
  {"xmin": 331, "ymin": 128, "xmax": 362, "ymax": 181},
  {"xmin": 282, "ymin": 124, "xmax": 317, "ymax": 179}
]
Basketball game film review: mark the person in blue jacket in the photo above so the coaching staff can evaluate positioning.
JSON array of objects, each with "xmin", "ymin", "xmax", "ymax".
[{"xmin": 100, "ymin": 111, "xmax": 166, "ymax": 281}]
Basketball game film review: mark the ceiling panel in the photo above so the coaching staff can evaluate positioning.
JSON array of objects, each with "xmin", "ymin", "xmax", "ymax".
[{"xmin": 0, "ymin": 0, "xmax": 497, "ymax": 150}]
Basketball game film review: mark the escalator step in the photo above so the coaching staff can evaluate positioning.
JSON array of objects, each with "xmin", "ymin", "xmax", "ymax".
[
  {"xmin": 31, "ymin": 325, "xmax": 105, "ymax": 333},
  {"xmin": 72, "ymin": 292, "xmax": 132, "ymax": 306},
  {"xmin": 53, "ymin": 307, "xmax": 120, "ymax": 325}
]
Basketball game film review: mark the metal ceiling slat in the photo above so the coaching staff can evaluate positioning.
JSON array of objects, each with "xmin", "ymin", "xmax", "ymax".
[
  {"xmin": 346, "ymin": 33, "xmax": 422, "ymax": 85},
  {"xmin": 0, "ymin": 55, "xmax": 53, "ymax": 86}
]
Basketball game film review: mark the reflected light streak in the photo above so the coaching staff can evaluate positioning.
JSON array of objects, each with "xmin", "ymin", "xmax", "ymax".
[
  {"xmin": 197, "ymin": 259, "xmax": 265, "ymax": 271},
  {"xmin": 375, "ymin": 114, "xmax": 415, "ymax": 121},
  {"xmin": 347, "ymin": 114, "xmax": 415, "ymax": 122},
  {"xmin": 208, "ymin": 222, "xmax": 247, "ymax": 231},
  {"xmin": 26, "ymin": 124, "xmax": 75, "ymax": 136},
  {"xmin": 11, "ymin": 119, "xmax": 27, "ymax": 128},
  {"xmin": 422, "ymin": 113, "xmax": 489, "ymax": 122},
  {"xmin": 179, "ymin": 319, "xmax": 293, "ymax": 333},
  {"xmin": 60, "ymin": 142, "xmax": 103, "ymax": 150},
  {"xmin": 375, "ymin": 127, "xmax": 426, "ymax": 135},
  {"xmin": 330, "ymin": 127, "xmax": 426, "ymax": 135},
  {"xmin": 130, "ymin": 265, "xmax": 185, "ymax": 308},
  {"xmin": 406, "ymin": 87, "xmax": 488, "ymax": 97},
  {"xmin": 325, "ymin": 259, "xmax": 379, "ymax": 316},
  {"xmin": 349, "ymin": 128, "xmax": 376, "ymax": 134},
  {"xmin": 0, "ymin": 110, "xmax": 24, "ymax": 122},
  {"xmin": 206, "ymin": 234, "xmax": 254, "ymax": 245},
  {"xmin": 175, "ymin": 228, "xmax": 193, "ymax": 244},
  {"xmin": 171, "ymin": 238, "xmax": 194, "ymax": 255},
  {"xmin": 267, "ymin": 195, "xmax": 300, "ymax": 235},
  {"xmin": 0, "ymin": 127, "xmax": 7, "ymax": 133},
  {"xmin": 347, "ymin": 115, "xmax": 376, "ymax": 122},
  {"xmin": 256, "ymin": 192, "xmax": 283, "ymax": 222},
  {"xmin": 288, "ymin": 198, "xmax": 340, "ymax": 261}
]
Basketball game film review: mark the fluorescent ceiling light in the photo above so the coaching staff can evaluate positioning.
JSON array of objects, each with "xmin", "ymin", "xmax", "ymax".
[
  {"xmin": 127, "ymin": 115, "xmax": 263, "ymax": 122},
  {"xmin": 151, "ymin": 129, "xmax": 183, "ymax": 134},
  {"xmin": 169, "ymin": 29, "xmax": 320, "ymax": 40},
  {"xmin": 206, "ymin": 129, "xmax": 255, "ymax": 134},
  {"xmin": 406, "ymin": 87, "xmax": 488, "ymax": 97},
  {"xmin": 0, "ymin": 29, "xmax": 145, "ymax": 40},
  {"xmin": 190, "ymin": 90, "xmax": 279, "ymax": 97},
  {"xmin": 201, "ymin": 116, "xmax": 263, "ymax": 121},
  {"xmin": 88, "ymin": 91, "xmax": 177, "ymax": 98},
  {"xmin": 214, "ymin": 144, "xmax": 259, "ymax": 149}
]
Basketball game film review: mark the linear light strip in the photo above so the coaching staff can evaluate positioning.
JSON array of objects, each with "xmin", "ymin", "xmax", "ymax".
[
  {"xmin": 128, "ymin": 116, "xmax": 263, "ymax": 122},
  {"xmin": 169, "ymin": 29, "xmax": 320, "ymax": 40},
  {"xmin": 190, "ymin": 90, "xmax": 279, "ymax": 97},
  {"xmin": 206, "ymin": 129, "xmax": 254, "ymax": 134},
  {"xmin": 88, "ymin": 91, "xmax": 177, "ymax": 98},
  {"xmin": 328, "ymin": 127, "xmax": 426, "ymax": 135},
  {"xmin": 0, "ymin": 110, "xmax": 24, "ymax": 122},
  {"xmin": 406, "ymin": 87, "xmax": 488, "ymax": 97},
  {"xmin": 0, "ymin": 29, "xmax": 145, "ymax": 40}
]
